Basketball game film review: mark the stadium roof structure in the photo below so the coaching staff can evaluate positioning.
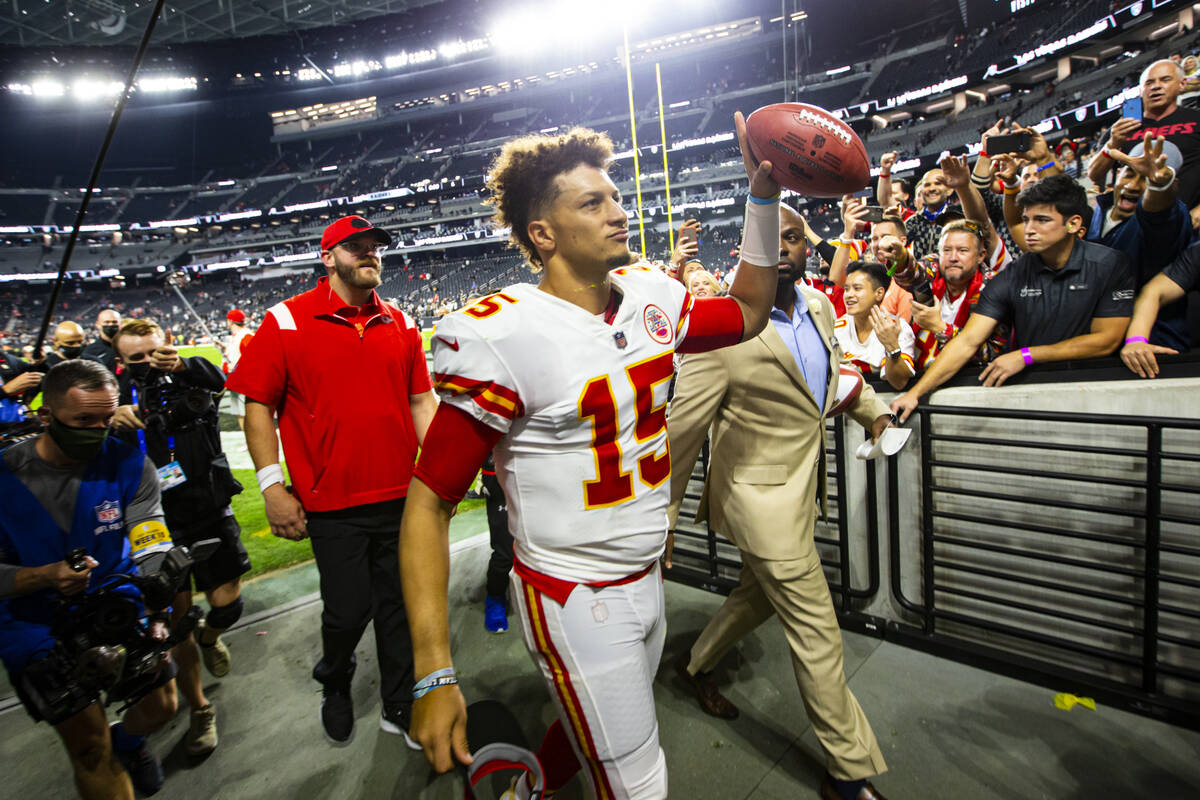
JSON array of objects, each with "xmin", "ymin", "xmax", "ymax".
[{"xmin": 0, "ymin": 0, "xmax": 441, "ymax": 47}]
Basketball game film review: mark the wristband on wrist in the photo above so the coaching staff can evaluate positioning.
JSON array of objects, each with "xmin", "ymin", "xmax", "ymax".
[
  {"xmin": 970, "ymin": 173, "xmax": 990, "ymax": 187},
  {"xmin": 739, "ymin": 195, "xmax": 782, "ymax": 267},
  {"xmin": 747, "ymin": 192, "xmax": 781, "ymax": 205},
  {"xmin": 979, "ymin": 150, "xmax": 989, "ymax": 158},
  {"xmin": 1146, "ymin": 166, "xmax": 1176, "ymax": 192},
  {"xmin": 879, "ymin": 172, "xmax": 891, "ymax": 179},
  {"xmin": 256, "ymin": 463, "xmax": 285, "ymax": 493},
  {"xmin": 1125, "ymin": 336, "xmax": 1149, "ymax": 345},
  {"xmin": 1036, "ymin": 160, "xmax": 1057, "ymax": 173},
  {"xmin": 1100, "ymin": 147, "xmax": 1112, "ymax": 159},
  {"xmin": 1020, "ymin": 347, "xmax": 1034, "ymax": 366},
  {"xmin": 413, "ymin": 667, "xmax": 459, "ymax": 699}
]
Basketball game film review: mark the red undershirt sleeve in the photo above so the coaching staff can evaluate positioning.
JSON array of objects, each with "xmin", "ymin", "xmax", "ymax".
[
  {"xmin": 413, "ymin": 403, "xmax": 505, "ymax": 504},
  {"xmin": 677, "ymin": 296, "xmax": 745, "ymax": 354}
]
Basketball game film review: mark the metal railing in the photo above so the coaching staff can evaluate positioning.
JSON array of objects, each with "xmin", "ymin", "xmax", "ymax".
[
  {"xmin": 667, "ymin": 416, "xmax": 875, "ymax": 605},
  {"xmin": 665, "ymin": 403, "xmax": 1200, "ymax": 729},
  {"xmin": 887, "ymin": 404, "xmax": 1200, "ymax": 728}
]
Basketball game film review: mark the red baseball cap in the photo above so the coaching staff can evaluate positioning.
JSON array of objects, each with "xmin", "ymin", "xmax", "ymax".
[
  {"xmin": 321, "ymin": 215, "xmax": 393, "ymax": 251},
  {"xmin": 227, "ymin": 309, "xmax": 246, "ymax": 323}
]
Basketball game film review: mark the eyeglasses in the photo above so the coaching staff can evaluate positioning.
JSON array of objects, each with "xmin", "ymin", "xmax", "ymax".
[{"xmin": 337, "ymin": 239, "xmax": 387, "ymax": 256}]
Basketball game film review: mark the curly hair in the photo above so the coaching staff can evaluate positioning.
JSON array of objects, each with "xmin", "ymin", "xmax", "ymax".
[{"xmin": 484, "ymin": 127, "xmax": 614, "ymax": 270}]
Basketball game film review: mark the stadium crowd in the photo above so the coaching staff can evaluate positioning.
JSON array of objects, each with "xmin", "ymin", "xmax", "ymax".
[{"xmin": 2, "ymin": 8, "xmax": 1200, "ymax": 798}]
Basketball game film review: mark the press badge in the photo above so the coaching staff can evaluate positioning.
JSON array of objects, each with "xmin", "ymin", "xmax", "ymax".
[{"xmin": 157, "ymin": 461, "xmax": 188, "ymax": 490}]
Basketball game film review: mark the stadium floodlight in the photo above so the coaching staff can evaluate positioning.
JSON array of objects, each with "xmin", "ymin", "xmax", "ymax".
[
  {"xmin": 490, "ymin": 0, "xmax": 657, "ymax": 55},
  {"xmin": 7, "ymin": 83, "xmax": 33, "ymax": 95},
  {"xmin": 138, "ymin": 76, "xmax": 198, "ymax": 92},
  {"xmin": 72, "ymin": 78, "xmax": 124, "ymax": 101},
  {"xmin": 31, "ymin": 79, "xmax": 65, "ymax": 98},
  {"xmin": 438, "ymin": 38, "xmax": 489, "ymax": 60}
]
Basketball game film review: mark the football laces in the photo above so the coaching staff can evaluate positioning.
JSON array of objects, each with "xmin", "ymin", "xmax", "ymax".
[{"xmin": 796, "ymin": 108, "xmax": 852, "ymax": 147}]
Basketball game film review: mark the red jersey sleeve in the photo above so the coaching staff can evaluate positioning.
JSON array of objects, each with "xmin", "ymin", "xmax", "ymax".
[
  {"xmin": 224, "ymin": 311, "xmax": 286, "ymax": 407},
  {"xmin": 414, "ymin": 403, "xmax": 504, "ymax": 503},
  {"xmin": 676, "ymin": 295, "xmax": 745, "ymax": 354}
]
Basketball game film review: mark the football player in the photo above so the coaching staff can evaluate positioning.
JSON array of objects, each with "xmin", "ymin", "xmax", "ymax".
[{"xmin": 400, "ymin": 113, "xmax": 781, "ymax": 799}]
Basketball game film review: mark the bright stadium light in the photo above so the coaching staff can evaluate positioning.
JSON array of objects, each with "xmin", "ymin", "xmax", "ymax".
[
  {"xmin": 72, "ymin": 78, "xmax": 124, "ymax": 101},
  {"xmin": 31, "ymin": 79, "xmax": 65, "ymax": 97},
  {"xmin": 438, "ymin": 38, "xmax": 489, "ymax": 60},
  {"xmin": 490, "ymin": 1, "xmax": 651, "ymax": 53},
  {"xmin": 137, "ymin": 76, "xmax": 198, "ymax": 92}
]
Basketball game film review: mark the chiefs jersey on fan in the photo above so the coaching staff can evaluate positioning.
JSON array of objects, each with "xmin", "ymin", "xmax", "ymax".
[{"xmin": 431, "ymin": 265, "xmax": 698, "ymax": 583}]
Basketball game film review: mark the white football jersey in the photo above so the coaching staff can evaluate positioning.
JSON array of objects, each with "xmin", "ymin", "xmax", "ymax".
[
  {"xmin": 431, "ymin": 265, "xmax": 696, "ymax": 582},
  {"xmin": 226, "ymin": 327, "xmax": 254, "ymax": 368}
]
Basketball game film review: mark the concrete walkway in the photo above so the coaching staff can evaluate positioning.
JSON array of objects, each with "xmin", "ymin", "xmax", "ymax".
[{"xmin": 2, "ymin": 536, "xmax": 1198, "ymax": 799}]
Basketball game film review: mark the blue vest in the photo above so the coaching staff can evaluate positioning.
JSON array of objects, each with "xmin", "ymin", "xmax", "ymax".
[{"xmin": 0, "ymin": 437, "xmax": 146, "ymax": 672}]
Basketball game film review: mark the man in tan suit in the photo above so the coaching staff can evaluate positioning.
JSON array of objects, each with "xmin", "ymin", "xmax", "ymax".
[{"xmin": 666, "ymin": 203, "xmax": 892, "ymax": 800}]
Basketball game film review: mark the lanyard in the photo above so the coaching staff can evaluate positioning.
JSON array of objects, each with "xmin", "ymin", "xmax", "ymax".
[{"xmin": 129, "ymin": 385, "xmax": 174, "ymax": 460}]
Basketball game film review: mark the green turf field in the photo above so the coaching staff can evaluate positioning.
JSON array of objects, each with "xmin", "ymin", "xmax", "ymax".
[
  {"xmin": 230, "ymin": 466, "xmax": 484, "ymax": 580},
  {"xmin": 177, "ymin": 343, "xmax": 223, "ymax": 368}
]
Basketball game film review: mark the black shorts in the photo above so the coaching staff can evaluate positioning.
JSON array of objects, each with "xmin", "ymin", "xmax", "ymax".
[
  {"xmin": 11, "ymin": 655, "xmax": 178, "ymax": 724},
  {"xmin": 170, "ymin": 514, "xmax": 251, "ymax": 594}
]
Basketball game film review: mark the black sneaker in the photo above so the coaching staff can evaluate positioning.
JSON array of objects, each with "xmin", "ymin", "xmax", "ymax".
[
  {"xmin": 380, "ymin": 704, "xmax": 422, "ymax": 751},
  {"xmin": 320, "ymin": 685, "xmax": 355, "ymax": 746},
  {"xmin": 111, "ymin": 727, "xmax": 164, "ymax": 796}
]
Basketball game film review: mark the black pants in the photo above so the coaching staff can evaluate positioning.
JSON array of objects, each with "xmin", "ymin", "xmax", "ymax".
[
  {"xmin": 307, "ymin": 497, "xmax": 413, "ymax": 711},
  {"xmin": 482, "ymin": 472, "xmax": 513, "ymax": 600}
]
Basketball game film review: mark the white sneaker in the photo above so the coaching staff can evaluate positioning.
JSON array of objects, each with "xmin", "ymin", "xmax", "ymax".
[{"xmin": 379, "ymin": 710, "xmax": 422, "ymax": 751}]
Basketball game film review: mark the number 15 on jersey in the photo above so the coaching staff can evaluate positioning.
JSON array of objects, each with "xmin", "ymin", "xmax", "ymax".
[{"xmin": 577, "ymin": 351, "xmax": 674, "ymax": 509}]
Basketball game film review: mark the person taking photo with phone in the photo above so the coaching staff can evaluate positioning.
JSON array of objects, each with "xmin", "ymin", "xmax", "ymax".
[{"xmin": 1088, "ymin": 59, "xmax": 1200, "ymax": 226}]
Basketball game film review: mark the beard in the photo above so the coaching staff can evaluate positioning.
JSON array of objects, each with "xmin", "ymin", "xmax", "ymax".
[
  {"xmin": 777, "ymin": 259, "xmax": 805, "ymax": 286},
  {"xmin": 333, "ymin": 251, "xmax": 382, "ymax": 290},
  {"xmin": 605, "ymin": 245, "xmax": 635, "ymax": 269}
]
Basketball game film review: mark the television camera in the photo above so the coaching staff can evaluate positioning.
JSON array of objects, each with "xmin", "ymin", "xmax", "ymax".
[{"xmin": 17, "ymin": 538, "xmax": 219, "ymax": 724}]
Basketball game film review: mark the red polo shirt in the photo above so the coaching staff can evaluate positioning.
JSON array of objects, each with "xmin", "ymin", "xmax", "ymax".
[{"xmin": 226, "ymin": 277, "xmax": 432, "ymax": 512}]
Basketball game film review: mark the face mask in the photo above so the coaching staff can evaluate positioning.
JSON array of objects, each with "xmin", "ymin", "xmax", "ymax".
[
  {"xmin": 125, "ymin": 361, "xmax": 153, "ymax": 382},
  {"xmin": 59, "ymin": 345, "xmax": 84, "ymax": 359},
  {"xmin": 101, "ymin": 324, "xmax": 120, "ymax": 339},
  {"xmin": 48, "ymin": 416, "xmax": 109, "ymax": 462}
]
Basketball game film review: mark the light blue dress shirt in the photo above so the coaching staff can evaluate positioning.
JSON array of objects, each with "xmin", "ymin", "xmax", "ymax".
[{"xmin": 768, "ymin": 286, "xmax": 829, "ymax": 411}]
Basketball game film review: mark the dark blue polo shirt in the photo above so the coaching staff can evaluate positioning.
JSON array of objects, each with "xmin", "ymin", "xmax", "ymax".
[
  {"xmin": 973, "ymin": 239, "xmax": 1134, "ymax": 349},
  {"xmin": 1163, "ymin": 242, "xmax": 1200, "ymax": 295},
  {"xmin": 1087, "ymin": 193, "xmax": 1193, "ymax": 351}
]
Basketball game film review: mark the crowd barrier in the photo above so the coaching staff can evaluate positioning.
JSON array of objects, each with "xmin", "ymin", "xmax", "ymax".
[{"xmin": 667, "ymin": 354, "xmax": 1200, "ymax": 729}]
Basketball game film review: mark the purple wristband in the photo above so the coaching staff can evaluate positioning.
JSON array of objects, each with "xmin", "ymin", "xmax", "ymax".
[
  {"xmin": 1125, "ymin": 336, "xmax": 1149, "ymax": 345},
  {"xmin": 1020, "ymin": 347, "xmax": 1033, "ymax": 366}
]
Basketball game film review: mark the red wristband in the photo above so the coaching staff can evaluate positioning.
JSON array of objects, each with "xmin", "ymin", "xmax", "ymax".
[
  {"xmin": 1124, "ymin": 336, "xmax": 1149, "ymax": 345},
  {"xmin": 979, "ymin": 151, "xmax": 989, "ymax": 158},
  {"xmin": 879, "ymin": 172, "xmax": 891, "ymax": 179},
  {"xmin": 1020, "ymin": 347, "xmax": 1033, "ymax": 366}
]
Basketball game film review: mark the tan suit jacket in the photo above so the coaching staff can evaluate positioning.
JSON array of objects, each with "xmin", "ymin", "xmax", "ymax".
[{"xmin": 668, "ymin": 284, "xmax": 890, "ymax": 561}]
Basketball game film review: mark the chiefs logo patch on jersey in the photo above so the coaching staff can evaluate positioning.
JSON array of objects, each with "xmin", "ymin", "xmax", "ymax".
[{"xmin": 643, "ymin": 304, "xmax": 672, "ymax": 345}]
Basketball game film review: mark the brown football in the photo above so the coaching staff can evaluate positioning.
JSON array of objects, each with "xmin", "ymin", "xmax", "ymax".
[{"xmin": 745, "ymin": 102, "xmax": 871, "ymax": 197}]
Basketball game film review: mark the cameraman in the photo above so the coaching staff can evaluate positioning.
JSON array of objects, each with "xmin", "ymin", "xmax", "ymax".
[
  {"xmin": 110, "ymin": 318, "xmax": 250, "ymax": 757},
  {"xmin": 0, "ymin": 360, "xmax": 178, "ymax": 799}
]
